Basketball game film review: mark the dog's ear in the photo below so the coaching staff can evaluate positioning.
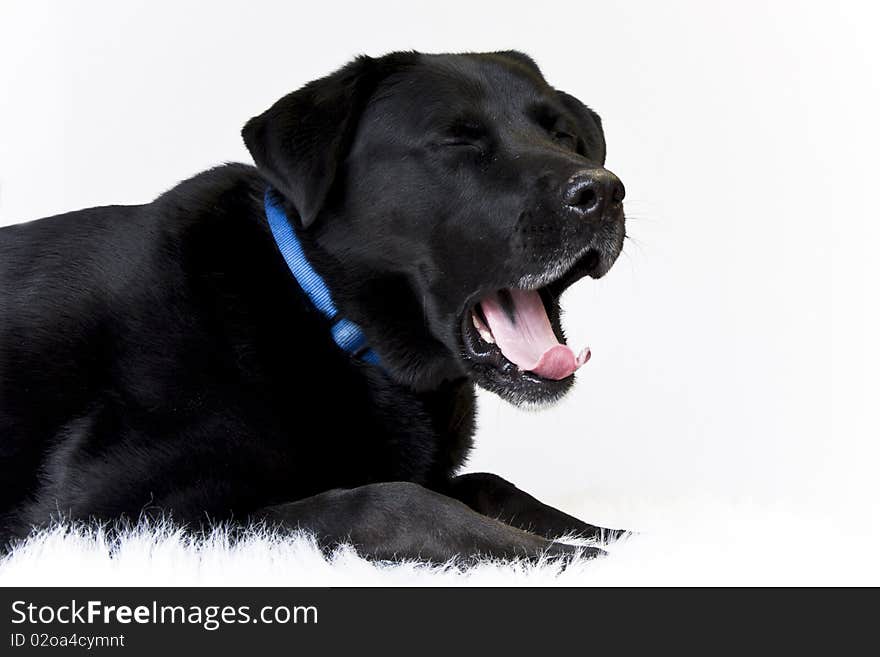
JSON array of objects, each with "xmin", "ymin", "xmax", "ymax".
[
  {"xmin": 242, "ymin": 55, "xmax": 386, "ymax": 228},
  {"xmin": 556, "ymin": 90, "xmax": 607, "ymax": 165}
]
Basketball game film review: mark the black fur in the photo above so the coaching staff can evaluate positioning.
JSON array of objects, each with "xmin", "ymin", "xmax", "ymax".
[{"xmin": 0, "ymin": 51, "xmax": 625, "ymax": 562}]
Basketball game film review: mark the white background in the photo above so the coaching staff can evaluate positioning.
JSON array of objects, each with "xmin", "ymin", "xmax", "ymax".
[{"xmin": 1, "ymin": 1, "xmax": 878, "ymax": 541}]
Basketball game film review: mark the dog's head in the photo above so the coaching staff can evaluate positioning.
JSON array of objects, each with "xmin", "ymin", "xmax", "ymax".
[{"xmin": 243, "ymin": 51, "xmax": 625, "ymax": 406}]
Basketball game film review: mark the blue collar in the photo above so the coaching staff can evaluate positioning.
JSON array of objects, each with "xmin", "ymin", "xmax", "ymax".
[{"xmin": 264, "ymin": 188, "xmax": 381, "ymax": 366}]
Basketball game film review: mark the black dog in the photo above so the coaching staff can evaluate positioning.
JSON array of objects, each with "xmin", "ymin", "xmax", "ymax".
[{"xmin": 0, "ymin": 51, "xmax": 626, "ymax": 562}]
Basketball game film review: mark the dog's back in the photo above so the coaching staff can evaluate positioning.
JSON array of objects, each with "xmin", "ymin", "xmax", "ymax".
[
  {"xmin": 0, "ymin": 204, "xmax": 148, "ymax": 518},
  {"xmin": 0, "ymin": 165, "xmax": 267, "ymax": 530}
]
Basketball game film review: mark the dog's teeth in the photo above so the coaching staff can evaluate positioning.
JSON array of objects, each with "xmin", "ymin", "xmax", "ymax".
[{"xmin": 472, "ymin": 311, "xmax": 495, "ymax": 344}]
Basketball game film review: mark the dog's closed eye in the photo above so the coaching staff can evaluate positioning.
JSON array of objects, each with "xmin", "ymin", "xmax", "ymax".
[
  {"xmin": 441, "ymin": 138, "xmax": 484, "ymax": 151},
  {"xmin": 551, "ymin": 130, "xmax": 579, "ymax": 152},
  {"xmin": 439, "ymin": 119, "xmax": 490, "ymax": 152},
  {"xmin": 529, "ymin": 103, "xmax": 586, "ymax": 155}
]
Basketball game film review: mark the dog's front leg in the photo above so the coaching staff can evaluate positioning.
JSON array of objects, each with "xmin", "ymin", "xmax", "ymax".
[
  {"xmin": 443, "ymin": 473, "xmax": 624, "ymax": 542},
  {"xmin": 254, "ymin": 482, "xmax": 603, "ymax": 564}
]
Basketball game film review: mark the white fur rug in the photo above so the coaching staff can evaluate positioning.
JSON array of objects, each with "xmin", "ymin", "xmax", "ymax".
[{"xmin": 3, "ymin": 496, "xmax": 877, "ymax": 586}]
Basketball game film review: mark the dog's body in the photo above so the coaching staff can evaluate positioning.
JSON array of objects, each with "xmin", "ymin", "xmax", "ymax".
[{"xmin": 0, "ymin": 51, "xmax": 625, "ymax": 561}]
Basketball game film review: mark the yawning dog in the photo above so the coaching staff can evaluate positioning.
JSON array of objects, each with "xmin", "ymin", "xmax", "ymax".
[{"xmin": 0, "ymin": 51, "xmax": 626, "ymax": 562}]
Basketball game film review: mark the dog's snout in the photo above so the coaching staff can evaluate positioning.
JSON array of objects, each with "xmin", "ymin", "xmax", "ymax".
[{"xmin": 562, "ymin": 170, "xmax": 625, "ymax": 217}]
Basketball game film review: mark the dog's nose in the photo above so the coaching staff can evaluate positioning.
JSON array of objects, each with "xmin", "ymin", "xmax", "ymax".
[{"xmin": 562, "ymin": 169, "xmax": 625, "ymax": 217}]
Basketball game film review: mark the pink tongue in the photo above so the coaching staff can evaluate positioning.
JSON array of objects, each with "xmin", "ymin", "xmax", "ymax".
[{"xmin": 479, "ymin": 289, "xmax": 590, "ymax": 380}]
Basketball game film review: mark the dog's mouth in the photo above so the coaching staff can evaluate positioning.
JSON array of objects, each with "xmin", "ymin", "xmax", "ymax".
[
  {"xmin": 459, "ymin": 248, "xmax": 602, "ymax": 404},
  {"xmin": 467, "ymin": 290, "xmax": 590, "ymax": 379}
]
